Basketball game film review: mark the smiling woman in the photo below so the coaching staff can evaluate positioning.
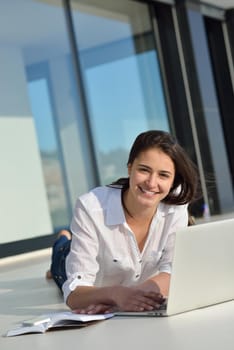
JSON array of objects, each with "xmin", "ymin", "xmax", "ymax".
[
  {"xmin": 126, "ymin": 148, "xmax": 175, "ymax": 213},
  {"xmin": 47, "ymin": 130, "xmax": 199, "ymax": 314}
]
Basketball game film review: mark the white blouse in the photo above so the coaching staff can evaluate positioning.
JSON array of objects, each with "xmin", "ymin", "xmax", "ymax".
[{"xmin": 62, "ymin": 186, "xmax": 188, "ymax": 302}]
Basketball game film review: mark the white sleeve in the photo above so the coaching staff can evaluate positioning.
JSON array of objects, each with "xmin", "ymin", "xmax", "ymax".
[
  {"xmin": 62, "ymin": 199, "xmax": 99, "ymax": 303},
  {"xmin": 158, "ymin": 204, "xmax": 188, "ymax": 274}
]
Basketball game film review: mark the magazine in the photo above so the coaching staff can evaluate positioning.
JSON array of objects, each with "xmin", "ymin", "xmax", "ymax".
[{"xmin": 6, "ymin": 311, "xmax": 114, "ymax": 337}]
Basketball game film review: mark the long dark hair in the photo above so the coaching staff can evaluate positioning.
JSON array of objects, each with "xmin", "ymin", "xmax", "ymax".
[{"xmin": 109, "ymin": 130, "xmax": 199, "ymax": 205}]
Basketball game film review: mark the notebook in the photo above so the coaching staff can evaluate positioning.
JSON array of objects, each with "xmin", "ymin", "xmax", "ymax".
[{"xmin": 115, "ymin": 218, "xmax": 234, "ymax": 317}]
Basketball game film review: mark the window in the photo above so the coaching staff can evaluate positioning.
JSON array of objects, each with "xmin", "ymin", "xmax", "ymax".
[{"xmin": 71, "ymin": 0, "xmax": 170, "ymax": 184}]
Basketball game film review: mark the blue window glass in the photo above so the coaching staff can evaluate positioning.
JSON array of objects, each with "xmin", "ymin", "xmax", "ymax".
[{"xmin": 71, "ymin": 0, "xmax": 170, "ymax": 184}]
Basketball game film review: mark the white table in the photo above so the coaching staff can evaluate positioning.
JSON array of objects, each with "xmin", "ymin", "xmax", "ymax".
[{"xmin": 1, "ymin": 252, "xmax": 234, "ymax": 350}]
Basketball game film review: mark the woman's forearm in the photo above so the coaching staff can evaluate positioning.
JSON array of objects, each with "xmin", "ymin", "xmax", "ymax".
[
  {"xmin": 138, "ymin": 272, "xmax": 171, "ymax": 297},
  {"xmin": 66, "ymin": 285, "xmax": 115, "ymax": 310},
  {"xmin": 151, "ymin": 272, "xmax": 171, "ymax": 296},
  {"xmin": 66, "ymin": 284, "xmax": 165, "ymax": 312}
]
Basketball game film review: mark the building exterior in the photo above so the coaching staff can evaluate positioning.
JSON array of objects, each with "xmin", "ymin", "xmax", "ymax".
[{"xmin": 0, "ymin": 0, "xmax": 234, "ymax": 257}]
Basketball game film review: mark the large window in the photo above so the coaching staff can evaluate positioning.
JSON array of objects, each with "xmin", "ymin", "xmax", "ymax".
[
  {"xmin": 27, "ymin": 65, "xmax": 69, "ymax": 228},
  {"xmin": 70, "ymin": 0, "xmax": 170, "ymax": 184},
  {"xmin": 0, "ymin": 0, "xmax": 94, "ymax": 246}
]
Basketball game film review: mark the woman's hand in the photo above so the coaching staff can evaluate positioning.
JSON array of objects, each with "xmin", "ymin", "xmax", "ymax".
[
  {"xmin": 72, "ymin": 286, "xmax": 164, "ymax": 314},
  {"xmin": 74, "ymin": 303, "xmax": 117, "ymax": 315},
  {"xmin": 66, "ymin": 276, "xmax": 169, "ymax": 314},
  {"xmin": 113, "ymin": 286, "xmax": 164, "ymax": 312}
]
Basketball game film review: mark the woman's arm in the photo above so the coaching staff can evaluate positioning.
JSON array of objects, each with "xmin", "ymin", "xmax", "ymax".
[
  {"xmin": 137, "ymin": 272, "xmax": 171, "ymax": 297},
  {"xmin": 137, "ymin": 205, "xmax": 189, "ymax": 297},
  {"xmin": 67, "ymin": 284, "xmax": 164, "ymax": 313}
]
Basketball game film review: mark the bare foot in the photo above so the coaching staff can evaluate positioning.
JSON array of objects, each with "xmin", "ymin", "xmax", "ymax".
[
  {"xmin": 45, "ymin": 229, "xmax": 72, "ymax": 279},
  {"xmin": 46, "ymin": 270, "xmax": 53, "ymax": 279},
  {"xmin": 57, "ymin": 229, "xmax": 72, "ymax": 240}
]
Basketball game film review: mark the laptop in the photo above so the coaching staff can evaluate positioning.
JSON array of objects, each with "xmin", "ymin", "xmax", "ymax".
[{"xmin": 115, "ymin": 218, "xmax": 234, "ymax": 317}]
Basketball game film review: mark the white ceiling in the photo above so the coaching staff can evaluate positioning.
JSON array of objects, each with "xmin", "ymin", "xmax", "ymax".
[{"xmin": 202, "ymin": 0, "xmax": 234, "ymax": 9}]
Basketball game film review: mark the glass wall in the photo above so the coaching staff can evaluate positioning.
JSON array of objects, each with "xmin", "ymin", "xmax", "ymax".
[
  {"xmin": 0, "ymin": 0, "xmax": 96, "ymax": 245},
  {"xmin": 0, "ymin": 0, "xmax": 170, "ymax": 249},
  {"xmin": 26, "ymin": 67, "xmax": 69, "ymax": 228},
  {"xmin": 186, "ymin": 7, "xmax": 234, "ymax": 213},
  {"xmin": 70, "ymin": 0, "xmax": 170, "ymax": 184},
  {"xmin": 1, "ymin": 0, "xmax": 234, "ymax": 255},
  {"xmin": 204, "ymin": 15, "xmax": 234, "ymax": 191}
]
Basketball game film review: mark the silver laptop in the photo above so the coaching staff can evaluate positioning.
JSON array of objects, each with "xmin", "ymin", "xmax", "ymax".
[{"xmin": 115, "ymin": 218, "xmax": 234, "ymax": 317}]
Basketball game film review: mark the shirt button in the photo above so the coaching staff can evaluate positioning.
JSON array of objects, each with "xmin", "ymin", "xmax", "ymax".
[
  {"xmin": 139, "ymin": 260, "xmax": 142, "ymax": 263},
  {"xmin": 77, "ymin": 275, "xmax": 82, "ymax": 279},
  {"xmin": 135, "ymin": 274, "xmax": 140, "ymax": 278}
]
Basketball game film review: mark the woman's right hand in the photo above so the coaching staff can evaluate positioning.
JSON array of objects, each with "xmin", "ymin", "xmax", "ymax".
[
  {"xmin": 113, "ymin": 286, "xmax": 164, "ymax": 312},
  {"xmin": 67, "ymin": 284, "xmax": 164, "ymax": 313},
  {"xmin": 74, "ymin": 303, "xmax": 117, "ymax": 315},
  {"xmin": 68, "ymin": 285, "xmax": 164, "ymax": 314}
]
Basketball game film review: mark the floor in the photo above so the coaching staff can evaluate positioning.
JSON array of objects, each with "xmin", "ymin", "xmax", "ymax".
[
  {"xmin": 0, "ymin": 248, "xmax": 69, "ymax": 346},
  {"xmin": 1, "ymin": 212, "xmax": 233, "ymax": 348}
]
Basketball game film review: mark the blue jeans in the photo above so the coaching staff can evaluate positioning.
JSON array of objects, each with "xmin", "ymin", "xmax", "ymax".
[{"xmin": 50, "ymin": 235, "xmax": 71, "ymax": 290}]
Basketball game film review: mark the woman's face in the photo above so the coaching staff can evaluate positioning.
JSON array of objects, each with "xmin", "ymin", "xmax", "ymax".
[{"xmin": 127, "ymin": 148, "xmax": 175, "ymax": 210}]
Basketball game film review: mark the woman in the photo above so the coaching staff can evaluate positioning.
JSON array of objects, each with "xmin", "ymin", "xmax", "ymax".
[{"xmin": 48, "ymin": 130, "xmax": 198, "ymax": 314}]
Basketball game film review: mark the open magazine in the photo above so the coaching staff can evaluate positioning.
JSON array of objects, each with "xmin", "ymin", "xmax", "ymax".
[{"xmin": 6, "ymin": 311, "xmax": 114, "ymax": 337}]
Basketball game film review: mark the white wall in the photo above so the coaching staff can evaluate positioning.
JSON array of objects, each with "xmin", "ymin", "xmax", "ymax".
[{"xmin": 0, "ymin": 48, "xmax": 52, "ymax": 243}]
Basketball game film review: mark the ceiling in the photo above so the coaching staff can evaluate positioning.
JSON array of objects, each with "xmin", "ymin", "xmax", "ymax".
[{"xmin": 201, "ymin": 0, "xmax": 234, "ymax": 9}]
